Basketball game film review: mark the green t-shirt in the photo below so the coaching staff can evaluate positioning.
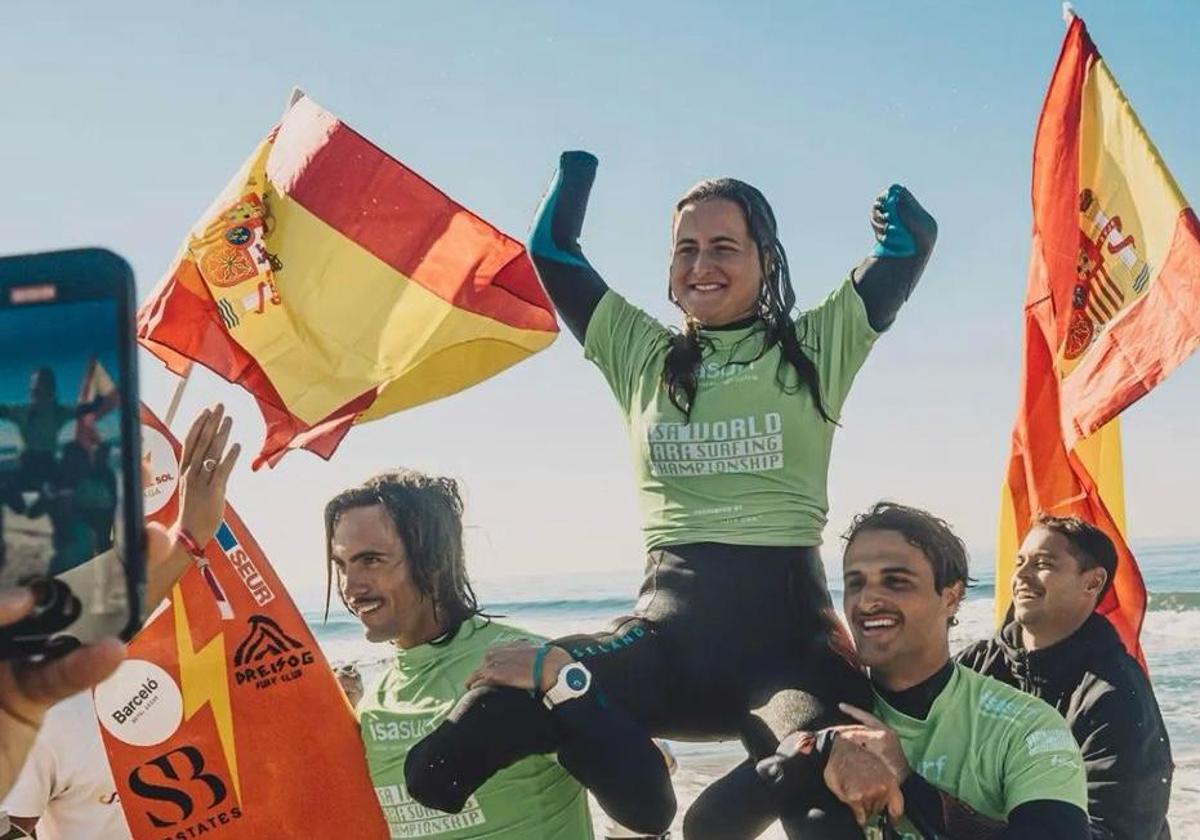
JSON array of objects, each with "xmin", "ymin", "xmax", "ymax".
[
  {"xmin": 875, "ymin": 664, "xmax": 1087, "ymax": 838},
  {"xmin": 584, "ymin": 277, "xmax": 878, "ymax": 548},
  {"xmin": 358, "ymin": 618, "xmax": 594, "ymax": 839}
]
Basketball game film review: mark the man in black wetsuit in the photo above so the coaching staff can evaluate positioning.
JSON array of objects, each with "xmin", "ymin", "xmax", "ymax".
[{"xmin": 956, "ymin": 514, "xmax": 1173, "ymax": 839}]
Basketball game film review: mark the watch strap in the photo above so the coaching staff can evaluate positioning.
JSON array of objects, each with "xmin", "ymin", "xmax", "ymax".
[{"xmin": 530, "ymin": 643, "xmax": 551, "ymax": 699}]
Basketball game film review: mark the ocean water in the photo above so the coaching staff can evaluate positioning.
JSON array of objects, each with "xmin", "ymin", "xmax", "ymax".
[{"xmin": 307, "ymin": 543, "xmax": 1200, "ymax": 835}]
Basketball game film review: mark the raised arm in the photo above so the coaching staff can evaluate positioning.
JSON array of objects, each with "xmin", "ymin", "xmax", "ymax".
[
  {"xmin": 527, "ymin": 151, "xmax": 611, "ymax": 344},
  {"xmin": 852, "ymin": 184, "xmax": 938, "ymax": 332},
  {"xmin": 72, "ymin": 396, "xmax": 106, "ymax": 418},
  {"xmin": 148, "ymin": 405, "xmax": 240, "ymax": 606}
]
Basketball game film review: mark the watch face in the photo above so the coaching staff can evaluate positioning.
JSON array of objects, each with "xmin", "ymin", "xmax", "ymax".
[{"xmin": 565, "ymin": 665, "xmax": 589, "ymax": 691}]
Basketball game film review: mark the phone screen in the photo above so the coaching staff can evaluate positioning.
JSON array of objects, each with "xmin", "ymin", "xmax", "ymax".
[{"xmin": 0, "ymin": 294, "xmax": 134, "ymax": 650}]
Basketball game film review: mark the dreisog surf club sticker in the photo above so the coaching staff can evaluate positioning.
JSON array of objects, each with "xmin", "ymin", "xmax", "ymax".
[
  {"xmin": 141, "ymin": 424, "xmax": 179, "ymax": 515},
  {"xmin": 94, "ymin": 659, "xmax": 184, "ymax": 747}
]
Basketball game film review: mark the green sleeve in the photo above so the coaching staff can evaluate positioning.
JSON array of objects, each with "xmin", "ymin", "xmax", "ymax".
[
  {"xmin": 583, "ymin": 289, "xmax": 669, "ymax": 410},
  {"xmin": 1001, "ymin": 700, "xmax": 1089, "ymax": 814},
  {"xmin": 794, "ymin": 276, "xmax": 880, "ymax": 418}
]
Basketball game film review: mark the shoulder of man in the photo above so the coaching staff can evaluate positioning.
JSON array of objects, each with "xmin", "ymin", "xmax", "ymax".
[
  {"xmin": 942, "ymin": 666, "xmax": 1085, "ymax": 807},
  {"xmin": 953, "ymin": 636, "xmax": 1005, "ymax": 673},
  {"xmin": 1067, "ymin": 618, "xmax": 1166, "ymax": 729},
  {"xmin": 1070, "ymin": 663, "xmax": 1171, "ymax": 761},
  {"xmin": 469, "ymin": 617, "xmax": 546, "ymax": 649},
  {"xmin": 1, "ymin": 692, "xmax": 99, "ymax": 814},
  {"xmin": 954, "ymin": 664, "xmax": 1066, "ymax": 737}
]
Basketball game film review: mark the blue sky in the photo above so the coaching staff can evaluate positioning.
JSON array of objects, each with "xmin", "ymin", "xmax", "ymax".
[{"xmin": 2, "ymin": 1, "xmax": 1197, "ymax": 605}]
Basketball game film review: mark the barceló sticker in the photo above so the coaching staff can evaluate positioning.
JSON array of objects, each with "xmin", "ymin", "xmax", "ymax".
[
  {"xmin": 141, "ymin": 424, "xmax": 179, "ymax": 516},
  {"xmin": 94, "ymin": 659, "xmax": 184, "ymax": 747}
]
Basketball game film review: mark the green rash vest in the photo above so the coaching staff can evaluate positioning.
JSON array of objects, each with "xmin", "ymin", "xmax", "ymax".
[
  {"xmin": 584, "ymin": 277, "xmax": 878, "ymax": 549},
  {"xmin": 875, "ymin": 664, "xmax": 1088, "ymax": 838},
  {"xmin": 357, "ymin": 618, "xmax": 594, "ymax": 840}
]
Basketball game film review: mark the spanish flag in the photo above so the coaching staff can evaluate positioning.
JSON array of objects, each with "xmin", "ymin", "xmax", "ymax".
[
  {"xmin": 138, "ymin": 93, "xmax": 558, "ymax": 468},
  {"xmin": 997, "ymin": 13, "xmax": 1200, "ymax": 666},
  {"xmin": 75, "ymin": 356, "xmax": 119, "ymax": 452}
]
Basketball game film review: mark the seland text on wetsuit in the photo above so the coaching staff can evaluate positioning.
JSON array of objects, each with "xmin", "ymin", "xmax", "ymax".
[{"xmin": 405, "ymin": 152, "xmax": 937, "ymax": 837}]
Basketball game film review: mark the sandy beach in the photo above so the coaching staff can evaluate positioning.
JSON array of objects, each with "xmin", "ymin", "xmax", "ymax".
[{"xmin": 589, "ymin": 747, "xmax": 1200, "ymax": 838}]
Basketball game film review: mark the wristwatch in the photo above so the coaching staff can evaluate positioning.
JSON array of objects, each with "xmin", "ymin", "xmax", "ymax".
[{"xmin": 543, "ymin": 661, "xmax": 592, "ymax": 709}]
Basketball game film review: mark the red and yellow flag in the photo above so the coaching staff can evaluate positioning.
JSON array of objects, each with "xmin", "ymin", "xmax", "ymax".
[
  {"xmin": 95, "ymin": 407, "xmax": 387, "ymax": 838},
  {"xmin": 998, "ymin": 15, "xmax": 1200, "ymax": 665},
  {"xmin": 138, "ymin": 93, "xmax": 558, "ymax": 469},
  {"xmin": 75, "ymin": 357, "xmax": 119, "ymax": 452}
]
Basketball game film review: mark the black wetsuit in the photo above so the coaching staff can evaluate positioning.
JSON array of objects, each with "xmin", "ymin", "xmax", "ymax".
[
  {"xmin": 405, "ymin": 152, "xmax": 937, "ymax": 838},
  {"xmin": 957, "ymin": 614, "xmax": 1173, "ymax": 839}
]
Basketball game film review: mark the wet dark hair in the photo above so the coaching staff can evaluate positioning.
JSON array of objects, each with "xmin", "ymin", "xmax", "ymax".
[
  {"xmin": 664, "ymin": 179, "xmax": 832, "ymax": 422},
  {"xmin": 1032, "ymin": 513, "xmax": 1117, "ymax": 604},
  {"xmin": 323, "ymin": 470, "xmax": 482, "ymax": 640},
  {"xmin": 843, "ymin": 501, "xmax": 973, "ymax": 595}
]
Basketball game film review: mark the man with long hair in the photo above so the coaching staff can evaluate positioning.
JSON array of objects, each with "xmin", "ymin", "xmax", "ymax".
[{"xmin": 325, "ymin": 470, "xmax": 673, "ymax": 838}]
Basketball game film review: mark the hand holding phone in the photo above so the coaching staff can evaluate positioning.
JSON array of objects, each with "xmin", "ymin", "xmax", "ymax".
[
  {"xmin": 0, "ymin": 586, "xmax": 126, "ymax": 797},
  {"xmin": 0, "ymin": 249, "xmax": 142, "ymax": 660}
]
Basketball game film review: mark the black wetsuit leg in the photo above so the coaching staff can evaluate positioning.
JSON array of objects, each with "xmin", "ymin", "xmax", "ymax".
[
  {"xmin": 557, "ymin": 544, "xmax": 870, "ymax": 745},
  {"xmin": 683, "ymin": 758, "xmax": 863, "ymax": 840},
  {"xmin": 404, "ymin": 678, "xmax": 676, "ymax": 835},
  {"xmin": 406, "ymin": 544, "xmax": 870, "ymax": 833}
]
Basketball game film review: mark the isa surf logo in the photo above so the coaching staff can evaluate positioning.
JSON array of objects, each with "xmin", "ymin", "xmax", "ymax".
[{"xmin": 141, "ymin": 425, "xmax": 179, "ymax": 515}]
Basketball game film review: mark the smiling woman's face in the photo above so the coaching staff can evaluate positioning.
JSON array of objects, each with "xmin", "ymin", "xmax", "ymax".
[{"xmin": 669, "ymin": 198, "xmax": 764, "ymax": 327}]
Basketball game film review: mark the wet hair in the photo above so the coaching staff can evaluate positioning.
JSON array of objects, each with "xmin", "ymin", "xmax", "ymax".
[
  {"xmin": 323, "ymin": 470, "xmax": 482, "ymax": 640},
  {"xmin": 664, "ymin": 179, "xmax": 833, "ymax": 422},
  {"xmin": 843, "ymin": 501, "xmax": 973, "ymax": 595},
  {"xmin": 1032, "ymin": 513, "xmax": 1117, "ymax": 604}
]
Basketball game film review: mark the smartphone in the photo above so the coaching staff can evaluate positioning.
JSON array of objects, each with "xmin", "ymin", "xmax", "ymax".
[{"xmin": 0, "ymin": 249, "xmax": 143, "ymax": 659}]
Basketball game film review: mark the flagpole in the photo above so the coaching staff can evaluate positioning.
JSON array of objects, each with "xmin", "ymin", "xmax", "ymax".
[
  {"xmin": 1062, "ymin": 2, "xmax": 1075, "ymax": 23},
  {"xmin": 162, "ymin": 363, "xmax": 193, "ymax": 428}
]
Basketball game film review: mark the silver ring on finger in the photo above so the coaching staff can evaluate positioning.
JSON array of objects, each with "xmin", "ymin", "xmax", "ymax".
[{"xmin": 202, "ymin": 458, "xmax": 218, "ymax": 472}]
